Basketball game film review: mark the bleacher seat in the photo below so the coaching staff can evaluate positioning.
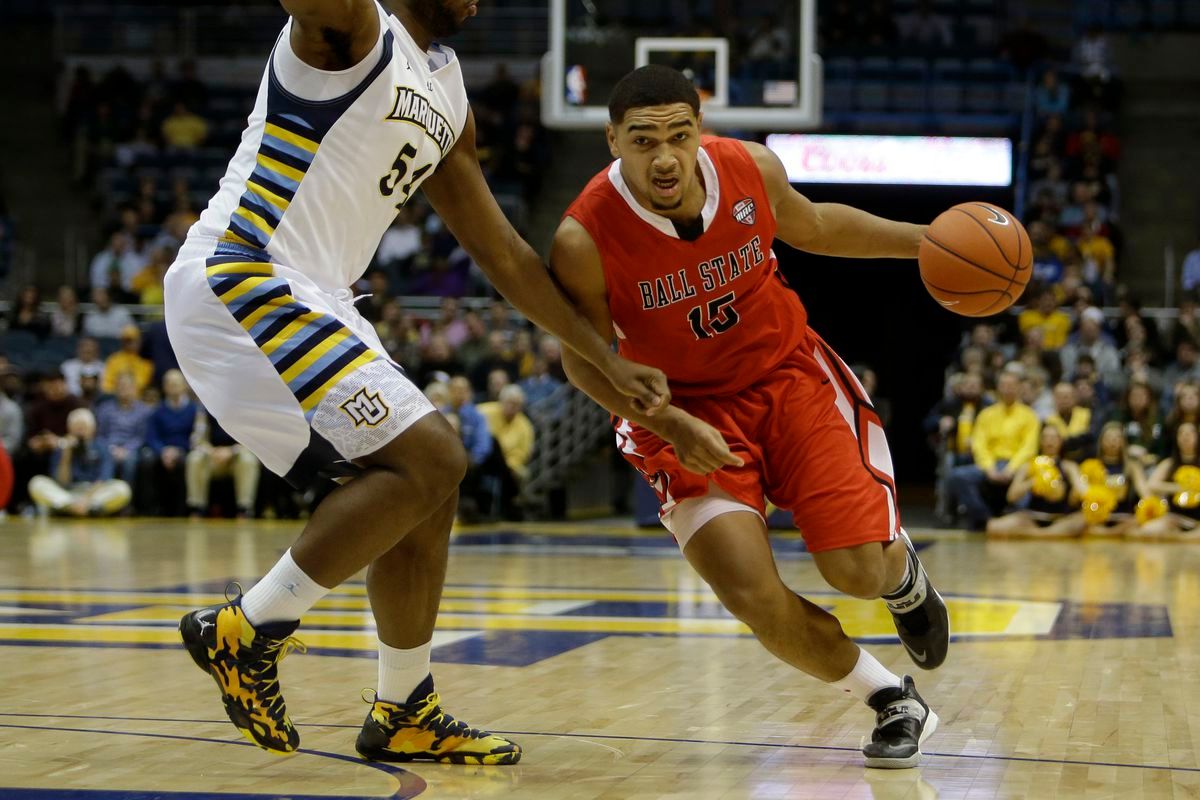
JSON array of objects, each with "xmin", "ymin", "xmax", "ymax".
[{"xmin": 854, "ymin": 81, "xmax": 891, "ymax": 112}]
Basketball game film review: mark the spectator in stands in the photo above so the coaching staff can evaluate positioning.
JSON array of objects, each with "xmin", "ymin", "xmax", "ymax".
[
  {"xmin": 455, "ymin": 311, "xmax": 490, "ymax": 373},
  {"xmin": 538, "ymin": 335, "xmax": 568, "ymax": 382},
  {"xmin": 1162, "ymin": 340, "xmax": 1200, "ymax": 408},
  {"xmin": 374, "ymin": 301, "xmax": 420, "ymax": 366},
  {"xmin": 0, "ymin": 378, "xmax": 23, "ymax": 456},
  {"xmin": 1028, "ymin": 221, "xmax": 1066, "ymax": 288},
  {"xmin": 511, "ymin": 329, "xmax": 536, "ymax": 378},
  {"xmin": 1030, "ymin": 160, "xmax": 1069, "ymax": 212},
  {"xmin": 161, "ymin": 102, "xmax": 208, "ymax": 150},
  {"xmin": 444, "ymin": 375, "xmax": 494, "ymax": 520},
  {"xmin": 470, "ymin": 331, "xmax": 519, "ymax": 389},
  {"xmin": 1114, "ymin": 380, "xmax": 1164, "ymax": 463},
  {"xmin": 985, "ymin": 423, "xmax": 1087, "ymax": 539},
  {"xmin": 1124, "ymin": 345, "xmax": 1164, "ymax": 395},
  {"xmin": 28, "ymin": 408, "xmax": 131, "ymax": 517},
  {"xmin": 484, "ymin": 368, "xmax": 511, "ymax": 404},
  {"xmin": 172, "ymin": 60, "xmax": 208, "ymax": 114},
  {"xmin": 1077, "ymin": 224, "xmax": 1116, "ymax": 289},
  {"xmin": 1074, "ymin": 26, "xmax": 1114, "ymax": 83},
  {"xmin": 1018, "ymin": 286, "xmax": 1072, "ymax": 351},
  {"xmin": 1022, "ymin": 367, "xmax": 1054, "ymax": 419},
  {"xmin": 50, "ymin": 286, "xmax": 81, "ymax": 338},
  {"xmin": 1034, "ymin": 69, "xmax": 1071, "ymax": 118},
  {"xmin": 374, "ymin": 208, "xmax": 422, "ymax": 285},
  {"xmin": 356, "ymin": 270, "xmax": 391, "ymax": 324},
  {"xmin": 95, "ymin": 373, "xmax": 151, "ymax": 495},
  {"xmin": 1172, "ymin": 291, "xmax": 1200, "ymax": 349},
  {"xmin": 61, "ymin": 337, "xmax": 105, "ymax": 397},
  {"xmin": 6, "ymin": 286, "xmax": 49, "ymax": 338},
  {"xmin": 947, "ymin": 368, "xmax": 1040, "ymax": 531},
  {"xmin": 999, "ymin": 17, "xmax": 1049, "ymax": 74},
  {"xmin": 13, "ymin": 372, "xmax": 83, "ymax": 511},
  {"xmin": 519, "ymin": 356, "xmax": 563, "ymax": 408},
  {"xmin": 143, "ymin": 369, "xmax": 196, "ymax": 516},
  {"xmin": 480, "ymin": 63, "xmax": 520, "ymax": 122},
  {"xmin": 743, "ymin": 15, "xmax": 791, "ymax": 79},
  {"xmin": 478, "ymin": 384, "xmax": 534, "ymax": 519},
  {"xmin": 413, "ymin": 334, "xmax": 461, "ymax": 388},
  {"xmin": 186, "ymin": 410, "xmax": 260, "ymax": 519},
  {"xmin": 1166, "ymin": 381, "xmax": 1200, "ymax": 437},
  {"xmin": 1180, "ymin": 236, "xmax": 1200, "ymax": 293},
  {"xmin": 1045, "ymin": 381, "xmax": 1095, "ymax": 461},
  {"xmin": 895, "ymin": 0, "xmax": 953, "ymax": 49},
  {"xmin": 130, "ymin": 244, "xmax": 173, "ymax": 306},
  {"xmin": 102, "ymin": 325, "xmax": 153, "ymax": 394},
  {"xmin": 83, "ymin": 287, "xmax": 135, "ymax": 339},
  {"xmin": 89, "ymin": 231, "xmax": 145, "ymax": 298},
  {"xmin": 1061, "ymin": 307, "xmax": 1123, "ymax": 388},
  {"xmin": 927, "ymin": 371, "xmax": 989, "ymax": 463}
]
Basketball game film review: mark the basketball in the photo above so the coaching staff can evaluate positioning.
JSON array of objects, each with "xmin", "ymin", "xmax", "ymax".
[{"xmin": 918, "ymin": 203, "xmax": 1032, "ymax": 317}]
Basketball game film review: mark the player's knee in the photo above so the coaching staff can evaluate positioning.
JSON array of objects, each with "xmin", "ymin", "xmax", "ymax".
[
  {"xmin": 416, "ymin": 434, "xmax": 468, "ymax": 501},
  {"xmin": 825, "ymin": 558, "xmax": 888, "ymax": 600},
  {"xmin": 716, "ymin": 579, "xmax": 790, "ymax": 626}
]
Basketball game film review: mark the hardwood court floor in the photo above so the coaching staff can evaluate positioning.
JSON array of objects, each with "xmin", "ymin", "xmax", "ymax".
[{"xmin": 0, "ymin": 517, "xmax": 1198, "ymax": 799}]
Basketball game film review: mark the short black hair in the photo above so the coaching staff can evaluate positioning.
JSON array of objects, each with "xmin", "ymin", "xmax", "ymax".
[{"xmin": 608, "ymin": 65, "xmax": 701, "ymax": 124}]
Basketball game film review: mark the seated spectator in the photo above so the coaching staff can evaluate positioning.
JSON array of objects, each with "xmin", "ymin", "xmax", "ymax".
[
  {"xmin": 357, "ymin": 270, "xmax": 391, "ymax": 324},
  {"xmin": 1165, "ymin": 380, "xmax": 1200, "ymax": 439},
  {"xmin": 6, "ymin": 285, "xmax": 49, "ymax": 338},
  {"xmin": 986, "ymin": 424, "xmax": 1086, "ymax": 538},
  {"xmin": 186, "ymin": 410, "xmax": 260, "ymax": 518},
  {"xmin": 143, "ymin": 369, "xmax": 196, "ymax": 516},
  {"xmin": 538, "ymin": 335, "xmax": 568, "ymax": 382},
  {"xmin": 469, "ymin": 331, "xmax": 519, "ymax": 389},
  {"xmin": 1074, "ymin": 26, "xmax": 1114, "ymax": 83},
  {"xmin": 130, "ymin": 244, "xmax": 173, "ymax": 306},
  {"xmin": 429, "ymin": 297, "xmax": 470, "ymax": 349},
  {"xmin": 512, "ymin": 329, "xmax": 536, "ymax": 378},
  {"xmin": 61, "ymin": 337, "xmax": 105, "ymax": 397},
  {"xmin": 1033, "ymin": 69, "xmax": 1070, "ymax": 118},
  {"xmin": 83, "ymin": 287, "xmax": 135, "ymax": 339},
  {"xmin": 1162, "ymin": 340, "xmax": 1200, "ymax": 409},
  {"xmin": 89, "ymin": 231, "xmax": 145, "ymax": 297},
  {"xmin": 1123, "ymin": 346, "xmax": 1163, "ymax": 396},
  {"xmin": 413, "ymin": 334, "xmax": 462, "ymax": 388},
  {"xmin": 1112, "ymin": 380, "xmax": 1164, "ymax": 463},
  {"xmin": 1045, "ymin": 381, "xmax": 1094, "ymax": 461},
  {"xmin": 374, "ymin": 301, "xmax": 421, "ymax": 366},
  {"xmin": 947, "ymin": 369, "xmax": 1040, "ymax": 530},
  {"xmin": 1061, "ymin": 307, "xmax": 1122, "ymax": 388},
  {"xmin": 1018, "ymin": 287, "xmax": 1071, "ymax": 351},
  {"xmin": 95, "ymin": 373, "xmax": 151, "ymax": 493},
  {"xmin": 1077, "ymin": 226, "xmax": 1116, "ymax": 289},
  {"xmin": 520, "ymin": 356, "xmax": 564, "ymax": 408},
  {"xmin": 161, "ymin": 102, "xmax": 208, "ymax": 150},
  {"xmin": 443, "ymin": 375, "xmax": 494, "ymax": 520},
  {"xmin": 12, "ymin": 372, "xmax": 83, "ymax": 510},
  {"xmin": 455, "ymin": 311, "xmax": 490, "ymax": 372},
  {"xmin": 1171, "ymin": 291, "xmax": 1200, "ymax": 349},
  {"xmin": 1029, "ymin": 161, "xmax": 1069, "ymax": 213},
  {"xmin": 1180, "ymin": 236, "xmax": 1200, "ymax": 293},
  {"xmin": 1021, "ymin": 367, "xmax": 1054, "ymax": 419},
  {"xmin": 0, "ymin": 379, "xmax": 22, "ymax": 456},
  {"xmin": 50, "ymin": 286, "xmax": 81, "ymax": 337},
  {"xmin": 78, "ymin": 373, "xmax": 102, "ymax": 407},
  {"xmin": 896, "ymin": 0, "xmax": 953, "ymax": 48},
  {"xmin": 102, "ymin": 325, "xmax": 154, "ymax": 394},
  {"xmin": 1085, "ymin": 422, "xmax": 1142, "ymax": 537},
  {"xmin": 28, "ymin": 407, "xmax": 130, "ymax": 517},
  {"xmin": 478, "ymin": 385, "xmax": 534, "ymax": 519},
  {"xmin": 374, "ymin": 208, "xmax": 422, "ymax": 284},
  {"xmin": 484, "ymin": 368, "xmax": 511, "ymax": 403},
  {"xmin": 1131, "ymin": 421, "xmax": 1200, "ymax": 540}
]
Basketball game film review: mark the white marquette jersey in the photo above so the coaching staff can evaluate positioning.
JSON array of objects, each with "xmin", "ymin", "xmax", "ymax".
[{"xmin": 180, "ymin": 1, "xmax": 469, "ymax": 292}]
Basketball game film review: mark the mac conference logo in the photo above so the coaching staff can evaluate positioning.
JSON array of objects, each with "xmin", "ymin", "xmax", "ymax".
[
  {"xmin": 340, "ymin": 387, "xmax": 391, "ymax": 428},
  {"xmin": 733, "ymin": 197, "xmax": 756, "ymax": 226}
]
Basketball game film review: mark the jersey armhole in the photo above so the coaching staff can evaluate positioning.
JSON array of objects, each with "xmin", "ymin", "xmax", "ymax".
[{"xmin": 271, "ymin": 3, "xmax": 387, "ymax": 103}]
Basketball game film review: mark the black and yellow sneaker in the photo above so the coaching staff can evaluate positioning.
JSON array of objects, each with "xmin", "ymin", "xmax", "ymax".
[
  {"xmin": 356, "ymin": 675, "xmax": 521, "ymax": 765},
  {"xmin": 179, "ymin": 592, "xmax": 306, "ymax": 755}
]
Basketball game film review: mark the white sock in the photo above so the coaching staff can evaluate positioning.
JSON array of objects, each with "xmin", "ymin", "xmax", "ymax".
[
  {"xmin": 377, "ymin": 640, "xmax": 433, "ymax": 704},
  {"xmin": 831, "ymin": 647, "xmax": 903, "ymax": 702},
  {"xmin": 240, "ymin": 549, "xmax": 330, "ymax": 626}
]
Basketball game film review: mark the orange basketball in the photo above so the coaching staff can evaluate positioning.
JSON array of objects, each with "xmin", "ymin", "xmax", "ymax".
[{"xmin": 918, "ymin": 202, "xmax": 1032, "ymax": 317}]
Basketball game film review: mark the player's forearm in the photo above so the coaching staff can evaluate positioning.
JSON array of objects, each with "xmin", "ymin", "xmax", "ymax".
[
  {"xmin": 562, "ymin": 350, "xmax": 679, "ymax": 440},
  {"xmin": 483, "ymin": 244, "xmax": 616, "ymax": 371},
  {"xmin": 804, "ymin": 204, "xmax": 925, "ymax": 259}
]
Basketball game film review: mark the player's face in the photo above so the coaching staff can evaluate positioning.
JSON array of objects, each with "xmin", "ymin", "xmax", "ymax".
[
  {"xmin": 607, "ymin": 104, "xmax": 702, "ymax": 213},
  {"xmin": 405, "ymin": 0, "xmax": 478, "ymax": 37}
]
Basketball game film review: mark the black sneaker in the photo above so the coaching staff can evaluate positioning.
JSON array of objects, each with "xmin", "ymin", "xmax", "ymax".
[
  {"xmin": 884, "ymin": 531, "xmax": 949, "ymax": 670},
  {"xmin": 863, "ymin": 676, "xmax": 939, "ymax": 769}
]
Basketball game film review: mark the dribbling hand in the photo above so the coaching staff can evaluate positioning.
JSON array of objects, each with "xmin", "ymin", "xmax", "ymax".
[{"xmin": 603, "ymin": 353, "xmax": 671, "ymax": 416}]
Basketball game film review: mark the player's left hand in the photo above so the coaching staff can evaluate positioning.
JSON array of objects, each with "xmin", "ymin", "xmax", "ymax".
[{"xmin": 603, "ymin": 353, "xmax": 671, "ymax": 416}]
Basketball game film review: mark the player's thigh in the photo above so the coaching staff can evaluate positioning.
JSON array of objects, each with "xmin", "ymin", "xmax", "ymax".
[
  {"xmin": 680, "ymin": 509, "xmax": 789, "ymax": 619},
  {"xmin": 763, "ymin": 341, "xmax": 900, "ymax": 554},
  {"xmin": 165, "ymin": 258, "xmax": 440, "ymax": 483}
]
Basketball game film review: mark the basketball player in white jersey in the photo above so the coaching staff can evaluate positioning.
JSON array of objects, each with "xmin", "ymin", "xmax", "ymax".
[{"xmin": 166, "ymin": 0, "xmax": 668, "ymax": 764}]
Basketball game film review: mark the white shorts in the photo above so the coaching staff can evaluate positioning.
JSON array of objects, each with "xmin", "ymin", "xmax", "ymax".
[{"xmin": 164, "ymin": 246, "xmax": 435, "ymax": 485}]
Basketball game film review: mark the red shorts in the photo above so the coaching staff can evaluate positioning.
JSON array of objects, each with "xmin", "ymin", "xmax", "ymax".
[{"xmin": 615, "ymin": 328, "xmax": 900, "ymax": 553}]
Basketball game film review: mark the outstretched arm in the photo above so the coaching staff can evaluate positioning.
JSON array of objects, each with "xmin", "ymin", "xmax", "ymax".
[
  {"xmin": 549, "ymin": 218, "xmax": 742, "ymax": 476},
  {"xmin": 279, "ymin": 0, "xmax": 379, "ymax": 71},
  {"xmin": 743, "ymin": 140, "xmax": 926, "ymax": 259},
  {"xmin": 420, "ymin": 110, "xmax": 668, "ymax": 414}
]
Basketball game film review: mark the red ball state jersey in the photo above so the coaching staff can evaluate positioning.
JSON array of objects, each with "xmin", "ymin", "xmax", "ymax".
[{"xmin": 565, "ymin": 136, "xmax": 808, "ymax": 396}]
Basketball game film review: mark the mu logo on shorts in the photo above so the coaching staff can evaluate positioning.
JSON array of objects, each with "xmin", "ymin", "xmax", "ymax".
[{"xmin": 340, "ymin": 387, "xmax": 391, "ymax": 428}]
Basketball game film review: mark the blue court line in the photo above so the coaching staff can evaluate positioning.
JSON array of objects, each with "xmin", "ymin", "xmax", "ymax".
[
  {"xmin": 0, "ymin": 722, "xmax": 426, "ymax": 799},
  {"xmin": 1, "ymin": 712, "xmax": 1196, "ymax": 776}
]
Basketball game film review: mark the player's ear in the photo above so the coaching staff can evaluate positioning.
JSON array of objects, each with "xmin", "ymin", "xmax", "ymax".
[
  {"xmin": 695, "ymin": 110, "xmax": 703, "ymax": 132},
  {"xmin": 605, "ymin": 123, "xmax": 620, "ymax": 159}
]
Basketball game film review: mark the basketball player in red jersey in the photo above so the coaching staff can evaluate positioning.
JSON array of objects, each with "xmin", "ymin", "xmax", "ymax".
[{"xmin": 550, "ymin": 66, "xmax": 949, "ymax": 769}]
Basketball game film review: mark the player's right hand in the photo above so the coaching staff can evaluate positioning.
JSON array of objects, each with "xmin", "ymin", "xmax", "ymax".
[{"xmin": 666, "ymin": 411, "xmax": 744, "ymax": 475}]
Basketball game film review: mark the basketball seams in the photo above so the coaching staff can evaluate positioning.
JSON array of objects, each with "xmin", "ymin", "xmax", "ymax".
[
  {"xmin": 922, "ymin": 235, "xmax": 1015, "ymax": 284},
  {"xmin": 954, "ymin": 206, "xmax": 1020, "ymax": 270}
]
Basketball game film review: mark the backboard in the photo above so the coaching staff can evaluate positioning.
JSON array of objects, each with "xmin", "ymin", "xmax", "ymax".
[{"xmin": 541, "ymin": 0, "xmax": 822, "ymax": 131}]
